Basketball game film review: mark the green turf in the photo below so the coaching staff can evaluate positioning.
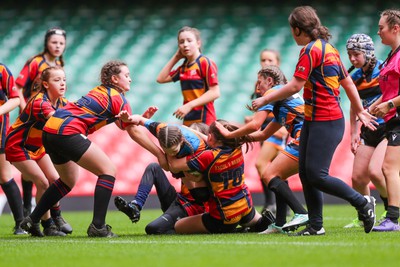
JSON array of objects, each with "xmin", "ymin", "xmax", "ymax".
[{"xmin": 1, "ymin": 205, "xmax": 399, "ymax": 267}]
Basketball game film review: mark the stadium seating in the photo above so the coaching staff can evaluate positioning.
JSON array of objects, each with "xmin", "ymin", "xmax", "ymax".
[{"xmin": 1, "ymin": 0, "xmax": 396, "ymax": 197}]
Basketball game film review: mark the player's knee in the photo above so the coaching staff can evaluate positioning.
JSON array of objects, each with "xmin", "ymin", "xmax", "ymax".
[{"xmin": 145, "ymin": 214, "xmax": 175, "ymax": 235}]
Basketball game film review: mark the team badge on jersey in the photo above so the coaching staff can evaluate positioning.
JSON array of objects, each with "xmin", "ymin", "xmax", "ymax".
[{"xmin": 297, "ymin": 66, "xmax": 305, "ymax": 72}]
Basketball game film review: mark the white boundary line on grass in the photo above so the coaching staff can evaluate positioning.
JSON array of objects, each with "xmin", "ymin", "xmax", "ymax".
[{"xmin": 6, "ymin": 239, "xmax": 399, "ymax": 247}]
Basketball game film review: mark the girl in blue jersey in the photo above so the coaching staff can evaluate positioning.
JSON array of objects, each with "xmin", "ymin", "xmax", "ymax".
[
  {"xmin": 344, "ymin": 34, "xmax": 388, "ymax": 228},
  {"xmin": 247, "ymin": 49, "xmax": 289, "ymax": 214},
  {"xmin": 217, "ymin": 65, "xmax": 308, "ymax": 234},
  {"xmin": 252, "ymin": 6, "xmax": 377, "ymax": 235},
  {"xmin": 157, "ymin": 26, "xmax": 220, "ymax": 126}
]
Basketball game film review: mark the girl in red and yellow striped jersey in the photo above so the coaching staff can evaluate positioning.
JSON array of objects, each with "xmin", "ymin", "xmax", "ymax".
[
  {"xmin": 157, "ymin": 26, "xmax": 220, "ymax": 126},
  {"xmin": 15, "ymin": 27, "xmax": 67, "ymax": 215},
  {"xmin": 217, "ymin": 65, "xmax": 308, "ymax": 234},
  {"xmin": 21, "ymin": 60, "xmax": 166, "ymax": 238},
  {"xmin": 0, "ymin": 63, "xmax": 24, "ymax": 234},
  {"xmin": 252, "ymin": 6, "xmax": 377, "ymax": 236},
  {"xmin": 167, "ymin": 120, "xmax": 274, "ymax": 234},
  {"xmin": 6, "ymin": 66, "xmax": 70, "ymax": 237}
]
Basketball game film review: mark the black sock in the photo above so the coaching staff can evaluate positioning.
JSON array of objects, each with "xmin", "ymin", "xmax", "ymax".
[
  {"xmin": 1, "ymin": 178, "xmax": 24, "ymax": 226},
  {"xmin": 268, "ymin": 176, "xmax": 307, "ymax": 214},
  {"xmin": 92, "ymin": 175, "xmax": 115, "ymax": 228},
  {"xmin": 41, "ymin": 218, "xmax": 54, "ymax": 229},
  {"xmin": 30, "ymin": 179, "xmax": 71, "ymax": 223},
  {"xmin": 21, "ymin": 177, "xmax": 33, "ymax": 209},
  {"xmin": 275, "ymin": 192, "xmax": 288, "ymax": 227},
  {"xmin": 380, "ymin": 195, "xmax": 388, "ymax": 211},
  {"xmin": 50, "ymin": 205, "xmax": 61, "ymax": 218},
  {"xmin": 262, "ymin": 180, "xmax": 275, "ymax": 208},
  {"xmin": 387, "ymin": 206, "xmax": 399, "ymax": 224}
]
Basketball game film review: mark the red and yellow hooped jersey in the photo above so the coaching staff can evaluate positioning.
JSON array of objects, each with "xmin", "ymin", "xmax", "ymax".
[
  {"xmin": 6, "ymin": 92, "xmax": 67, "ymax": 161},
  {"xmin": 187, "ymin": 146, "xmax": 253, "ymax": 221},
  {"xmin": 294, "ymin": 39, "xmax": 347, "ymax": 121},
  {"xmin": 16, "ymin": 55, "xmax": 62, "ymax": 100},
  {"xmin": 43, "ymin": 85, "xmax": 132, "ymax": 135},
  {"xmin": 0, "ymin": 63, "xmax": 19, "ymax": 150},
  {"xmin": 170, "ymin": 54, "xmax": 218, "ymax": 126}
]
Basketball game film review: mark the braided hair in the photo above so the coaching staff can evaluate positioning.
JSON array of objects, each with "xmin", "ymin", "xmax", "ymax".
[
  {"xmin": 257, "ymin": 65, "xmax": 287, "ymax": 85},
  {"xmin": 100, "ymin": 60, "xmax": 127, "ymax": 92}
]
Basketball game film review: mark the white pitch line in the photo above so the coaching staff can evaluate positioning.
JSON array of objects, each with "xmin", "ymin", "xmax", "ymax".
[{"xmin": 3, "ymin": 239, "xmax": 400, "ymax": 248}]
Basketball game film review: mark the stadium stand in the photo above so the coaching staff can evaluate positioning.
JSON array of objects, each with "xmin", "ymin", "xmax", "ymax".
[{"xmin": 0, "ymin": 0, "xmax": 397, "ymax": 202}]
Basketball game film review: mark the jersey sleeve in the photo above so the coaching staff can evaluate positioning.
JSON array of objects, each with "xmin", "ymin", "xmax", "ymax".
[
  {"xmin": 16, "ymin": 60, "xmax": 38, "ymax": 88},
  {"xmin": 200, "ymin": 58, "xmax": 218, "ymax": 86},
  {"xmin": 170, "ymin": 66, "xmax": 182, "ymax": 83},
  {"xmin": 144, "ymin": 119, "xmax": 166, "ymax": 138},
  {"xmin": 33, "ymin": 97, "xmax": 54, "ymax": 121},
  {"xmin": 1, "ymin": 65, "xmax": 19, "ymax": 99},
  {"xmin": 293, "ymin": 46, "xmax": 318, "ymax": 81},
  {"xmin": 186, "ymin": 150, "xmax": 214, "ymax": 172}
]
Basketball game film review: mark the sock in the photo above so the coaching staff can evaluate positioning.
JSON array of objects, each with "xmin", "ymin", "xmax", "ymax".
[
  {"xmin": 50, "ymin": 205, "xmax": 61, "ymax": 218},
  {"xmin": 41, "ymin": 218, "xmax": 54, "ymax": 229},
  {"xmin": 30, "ymin": 179, "xmax": 71, "ymax": 223},
  {"xmin": 134, "ymin": 184, "xmax": 152, "ymax": 210},
  {"xmin": 92, "ymin": 174, "xmax": 115, "ymax": 228},
  {"xmin": 275, "ymin": 192, "xmax": 288, "ymax": 227},
  {"xmin": 21, "ymin": 177, "xmax": 33, "ymax": 209},
  {"xmin": 262, "ymin": 181, "xmax": 275, "ymax": 207},
  {"xmin": 380, "ymin": 195, "xmax": 388, "ymax": 211},
  {"xmin": 1, "ymin": 178, "xmax": 24, "ymax": 226},
  {"xmin": 386, "ymin": 206, "xmax": 399, "ymax": 224},
  {"xmin": 249, "ymin": 214, "xmax": 274, "ymax": 232},
  {"xmin": 268, "ymin": 176, "xmax": 307, "ymax": 214}
]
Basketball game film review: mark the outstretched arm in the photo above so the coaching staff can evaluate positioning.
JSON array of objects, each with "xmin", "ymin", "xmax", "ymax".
[
  {"xmin": 252, "ymin": 77, "xmax": 305, "ymax": 110},
  {"xmin": 215, "ymin": 110, "xmax": 269, "ymax": 139},
  {"xmin": 126, "ymin": 124, "xmax": 169, "ymax": 170},
  {"xmin": 248, "ymin": 121, "xmax": 283, "ymax": 142}
]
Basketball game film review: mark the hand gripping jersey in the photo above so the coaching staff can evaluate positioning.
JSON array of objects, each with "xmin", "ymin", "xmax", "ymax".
[
  {"xmin": 43, "ymin": 85, "xmax": 132, "ymax": 135},
  {"xmin": 170, "ymin": 54, "xmax": 218, "ymax": 126},
  {"xmin": 6, "ymin": 92, "xmax": 68, "ymax": 161}
]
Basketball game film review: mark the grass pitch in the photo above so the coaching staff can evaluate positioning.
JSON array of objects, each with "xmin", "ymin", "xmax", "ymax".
[{"xmin": 1, "ymin": 204, "xmax": 399, "ymax": 267}]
